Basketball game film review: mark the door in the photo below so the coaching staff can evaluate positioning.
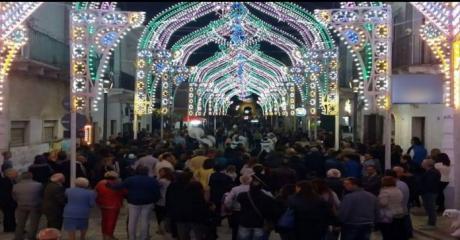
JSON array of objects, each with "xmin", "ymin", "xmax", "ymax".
[{"xmin": 411, "ymin": 117, "xmax": 425, "ymax": 144}]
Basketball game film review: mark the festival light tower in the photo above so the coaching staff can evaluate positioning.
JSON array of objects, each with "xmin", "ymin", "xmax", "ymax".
[{"xmin": 410, "ymin": 2, "xmax": 460, "ymax": 208}]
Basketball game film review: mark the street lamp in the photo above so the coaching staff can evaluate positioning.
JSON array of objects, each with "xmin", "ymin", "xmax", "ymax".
[{"xmin": 102, "ymin": 71, "xmax": 114, "ymax": 144}]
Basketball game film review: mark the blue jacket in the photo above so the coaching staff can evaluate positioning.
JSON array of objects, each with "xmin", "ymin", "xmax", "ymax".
[
  {"xmin": 111, "ymin": 175, "xmax": 160, "ymax": 205},
  {"xmin": 410, "ymin": 145, "xmax": 427, "ymax": 166},
  {"xmin": 344, "ymin": 160, "xmax": 362, "ymax": 179},
  {"xmin": 339, "ymin": 189, "xmax": 379, "ymax": 225},
  {"xmin": 63, "ymin": 187, "xmax": 96, "ymax": 219}
]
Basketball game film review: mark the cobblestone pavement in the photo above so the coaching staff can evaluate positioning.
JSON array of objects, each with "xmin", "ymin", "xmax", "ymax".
[{"xmin": 0, "ymin": 206, "xmax": 454, "ymax": 239}]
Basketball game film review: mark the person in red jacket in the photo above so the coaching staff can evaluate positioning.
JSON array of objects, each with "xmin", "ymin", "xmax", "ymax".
[{"xmin": 95, "ymin": 171, "xmax": 126, "ymax": 240}]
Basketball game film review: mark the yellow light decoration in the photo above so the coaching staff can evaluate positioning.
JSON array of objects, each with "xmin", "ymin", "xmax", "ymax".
[
  {"xmin": 73, "ymin": 27, "xmax": 85, "ymax": 40},
  {"xmin": 376, "ymin": 59, "xmax": 387, "ymax": 73},
  {"xmin": 84, "ymin": 124, "xmax": 93, "ymax": 145},
  {"xmin": 137, "ymin": 59, "xmax": 145, "ymax": 68},
  {"xmin": 375, "ymin": 24, "xmax": 388, "ymax": 38},
  {"xmin": 454, "ymin": 39, "xmax": 460, "ymax": 109}
]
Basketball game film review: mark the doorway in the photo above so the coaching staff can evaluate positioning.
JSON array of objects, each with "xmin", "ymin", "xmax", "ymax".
[{"xmin": 411, "ymin": 117, "xmax": 425, "ymax": 144}]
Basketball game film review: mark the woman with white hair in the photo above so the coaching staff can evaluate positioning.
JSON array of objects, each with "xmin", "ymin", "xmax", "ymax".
[
  {"xmin": 95, "ymin": 171, "xmax": 126, "ymax": 240},
  {"xmin": 43, "ymin": 173, "xmax": 66, "ymax": 229},
  {"xmin": 325, "ymin": 168, "xmax": 344, "ymax": 200},
  {"xmin": 63, "ymin": 177, "xmax": 96, "ymax": 240}
]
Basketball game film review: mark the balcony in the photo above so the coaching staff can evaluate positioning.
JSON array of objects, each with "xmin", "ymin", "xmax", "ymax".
[{"xmin": 13, "ymin": 27, "xmax": 70, "ymax": 80}]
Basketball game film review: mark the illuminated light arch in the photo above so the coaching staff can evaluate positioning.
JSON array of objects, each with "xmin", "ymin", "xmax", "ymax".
[
  {"xmin": 315, "ymin": 3, "xmax": 392, "ymax": 112},
  {"xmin": 135, "ymin": 2, "xmax": 338, "ymax": 119},
  {"xmin": 70, "ymin": 4, "xmax": 145, "ymax": 114}
]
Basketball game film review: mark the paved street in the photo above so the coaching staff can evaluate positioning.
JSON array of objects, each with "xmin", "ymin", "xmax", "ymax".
[{"xmin": 0, "ymin": 206, "xmax": 455, "ymax": 240}]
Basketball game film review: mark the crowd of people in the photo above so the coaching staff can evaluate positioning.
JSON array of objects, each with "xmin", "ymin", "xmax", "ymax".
[{"xmin": 0, "ymin": 124, "xmax": 452, "ymax": 240}]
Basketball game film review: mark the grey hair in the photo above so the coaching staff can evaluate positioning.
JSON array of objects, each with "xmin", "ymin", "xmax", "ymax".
[
  {"xmin": 327, "ymin": 169, "xmax": 341, "ymax": 178},
  {"xmin": 75, "ymin": 177, "xmax": 89, "ymax": 188}
]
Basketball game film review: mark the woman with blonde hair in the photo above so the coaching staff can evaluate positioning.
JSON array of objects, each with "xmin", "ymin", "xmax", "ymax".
[{"xmin": 63, "ymin": 177, "xmax": 96, "ymax": 240}]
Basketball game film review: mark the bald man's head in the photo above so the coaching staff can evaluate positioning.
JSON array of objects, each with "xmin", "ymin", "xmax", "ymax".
[{"xmin": 392, "ymin": 166, "xmax": 405, "ymax": 178}]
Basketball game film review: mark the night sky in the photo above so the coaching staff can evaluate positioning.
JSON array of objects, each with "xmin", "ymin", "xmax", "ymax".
[{"xmin": 118, "ymin": 2, "xmax": 340, "ymax": 65}]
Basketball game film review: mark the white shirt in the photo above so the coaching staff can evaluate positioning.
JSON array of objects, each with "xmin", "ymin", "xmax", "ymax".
[
  {"xmin": 435, "ymin": 163, "xmax": 451, "ymax": 183},
  {"xmin": 155, "ymin": 160, "xmax": 174, "ymax": 177},
  {"xmin": 224, "ymin": 184, "xmax": 272, "ymax": 211},
  {"xmin": 134, "ymin": 155, "xmax": 158, "ymax": 177}
]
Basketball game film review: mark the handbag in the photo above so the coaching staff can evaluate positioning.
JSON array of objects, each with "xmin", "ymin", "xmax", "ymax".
[{"xmin": 277, "ymin": 208, "xmax": 295, "ymax": 229}]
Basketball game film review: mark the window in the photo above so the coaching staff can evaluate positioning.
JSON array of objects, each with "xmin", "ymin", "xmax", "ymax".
[
  {"xmin": 10, "ymin": 121, "xmax": 28, "ymax": 146},
  {"xmin": 43, "ymin": 120, "xmax": 57, "ymax": 142}
]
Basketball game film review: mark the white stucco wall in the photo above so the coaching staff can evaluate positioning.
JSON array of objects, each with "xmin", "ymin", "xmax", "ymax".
[{"xmin": 392, "ymin": 104, "xmax": 445, "ymax": 152}]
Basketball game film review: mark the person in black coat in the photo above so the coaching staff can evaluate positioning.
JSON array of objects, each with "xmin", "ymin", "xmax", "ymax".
[
  {"xmin": 0, "ymin": 169, "xmax": 17, "ymax": 232},
  {"xmin": 209, "ymin": 164, "xmax": 234, "ymax": 224},
  {"xmin": 288, "ymin": 180, "xmax": 337, "ymax": 240},
  {"xmin": 325, "ymin": 169, "xmax": 344, "ymax": 200},
  {"xmin": 420, "ymin": 159, "xmax": 441, "ymax": 228},
  {"xmin": 361, "ymin": 165, "xmax": 381, "ymax": 196},
  {"xmin": 28, "ymin": 155, "xmax": 54, "ymax": 185},
  {"xmin": 304, "ymin": 148, "xmax": 326, "ymax": 178},
  {"xmin": 236, "ymin": 178, "xmax": 280, "ymax": 240},
  {"xmin": 167, "ymin": 171, "xmax": 212, "ymax": 240}
]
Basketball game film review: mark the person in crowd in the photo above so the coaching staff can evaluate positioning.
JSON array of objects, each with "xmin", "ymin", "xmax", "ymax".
[
  {"xmin": 224, "ymin": 165, "xmax": 238, "ymax": 183},
  {"xmin": 324, "ymin": 150, "xmax": 345, "ymax": 175},
  {"xmin": 274, "ymin": 184, "xmax": 296, "ymax": 240},
  {"xmin": 325, "ymin": 168, "xmax": 344, "ymax": 200},
  {"xmin": 290, "ymin": 180, "xmax": 337, "ymax": 239},
  {"xmin": 377, "ymin": 176, "xmax": 405, "ymax": 240},
  {"xmin": 240, "ymin": 155, "xmax": 257, "ymax": 176},
  {"xmin": 312, "ymin": 178, "xmax": 340, "ymax": 212},
  {"xmin": 236, "ymin": 178, "xmax": 280, "ymax": 240},
  {"xmin": 95, "ymin": 171, "xmax": 126, "ymax": 240},
  {"xmin": 187, "ymin": 149, "xmax": 208, "ymax": 175},
  {"xmin": 37, "ymin": 228, "xmax": 62, "ymax": 240},
  {"xmin": 1, "ymin": 151, "xmax": 12, "ymax": 174},
  {"xmin": 12, "ymin": 172, "xmax": 43, "ymax": 240},
  {"xmin": 429, "ymin": 148, "xmax": 441, "ymax": 160},
  {"xmin": 155, "ymin": 152, "xmax": 175, "ymax": 177},
  {"xmin": 419, "ymin": 158, "xmax": 441, "ymax": 229},
  {"xmin": 133, "ymin": 150, "xmax": 158, "ymax": 177},
  {"xmin": 285, "ymin": 148, "xmax": 307, "ymax": 180},
  {"xmin": 361, "ymin": 165, "xmax": 381, "ymax": 196},
  {"xmin": 339, "ymin": 177, "xmax": 379, "ymax": 240},
  {"xmin": 59, "ymin": 154, "xmax": 88, "ymax": 188},
  {"xmin": 434, "ymin": 153, "xmax": 450, "ymax": 213},
  {"xmin": 208, "ymin": 164, "xmax": 234, "ymax": 225},
  {"xmin": 28, "ymin": 155, "xmax": 54, "ymax": 185},
  {"xmin": 43, "ymin": 173, "xmax": 66, "ymax": 229},
  {"xmin": 166, "ymin": 170, "xmax": 211, "ymax": 240},
  {"xmin": 406, "ymin": 137, "xmax": 427, "ymax": 170},
  {"xmin": 63, "ymin": 177, "xmax": 96, "ymax": 240},
  {"xmin": 46, "ymin": 151, "xmax": 61, "ymax": 175},
  {"xmin": 362, "ymin": 152, "xmax": 382, "ymax": 175},
  {"xmin": 270, "ymin": 158, "xmax": 297, "ymax": 192},
  {"xmin": 155, "ymin": 167, "xmax": 174, "ymax": 235},
  {"xmin": 108, "ymin": 165, "xmax": 160, "ymax": 240},
  {"xmin": 0, "ymin": 168, "xmax": 17, "ymax": 233},
  {"xmin": 224, "ymin": 174, "xmax": 253, "ymax": 240},
  {"xmin": 343, "ymin": 153, "xmax": 362, "ymax": 179},
  {"xmin": 391, "ymin": 167, "xmax": 413, "ymax": 239},
  {"xmin": 95, "ymin": 154, "xmax": 119, "ymax": 184},
  {"xmin": 304, "ymin": 147, "xmax": 325, "ymax": 178}
]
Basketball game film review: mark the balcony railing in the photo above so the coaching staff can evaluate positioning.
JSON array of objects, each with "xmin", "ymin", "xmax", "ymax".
[{"xmin": 25, "ymin": 28, "xmax": 69, "ymax": 70}]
